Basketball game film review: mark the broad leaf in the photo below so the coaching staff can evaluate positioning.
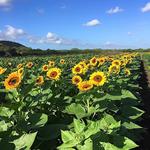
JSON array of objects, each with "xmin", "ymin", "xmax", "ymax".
[{"xmin": 12, "ymin": 132, "xmax": 37, "ymax": 150}]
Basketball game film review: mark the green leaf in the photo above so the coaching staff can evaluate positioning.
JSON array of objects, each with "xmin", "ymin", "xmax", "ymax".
[
  {"xmin": 73, "ymin": 119, "xmax": 85, "ymax": 134},
  {"xmin": 64, "ymin": 103, "xmax": 86, "ymax": 119},
  {"xmin": 101, "ymin": 142, "xmax": 121, "ymax": 150},
  {"xmin": 21, "ymin": 82, "xmax": 35, "ymax": 96},
  {"xmin": 61, "ymin": 131, "xmax": 75, "ymax": 143},
  {"xmin": 58, "ymin": 140, "xmax": 79, "ymax": 149},
  {"xmin": 108, "ymin": 103, "xmax": 119, "ymax": 113},
  {"xmin": 58, "ymin": 131, "xmax": 80, "ymax": 149},
  {"xmin": 88, "ymin": 105, "xmax": 106, "ymax": 115},
  {"xmin": 113, "ymin": 135, "xmax": 138, "ymax": 150},
  {"xmin": 28, "ymin": 113, "xmax": 48, "ymax": 129},
  {"xmin": 121, "ymin": 90, "xmax": 137, "ymax": 100},
  {"xmin": 12, "ymin": 132, "xmax": 37, "ymax": 150},
  {"xmin": 109, "ymin": 121, "xmax": 121, "ymax": 130},
  {"xmin": 0, "ymin": 121, "xmax": 7, "ymax": 132},
  {"xmin": 57, "ymin": 148, "xmax": 75, "ymax": 150},
  {"xmin": 38, "ymin": 124, "xmax": 67, "ymax": 140},
  {"xmin": 121, "ymin": 106, "xmax": 144, "ymax": 120},
  {"xmin": 105, "ymin": 91, "xmax": 122, "ymax": 101},
  {"xmin": 123, "ymin": 137, "xmax": 138, "ymax": 149},
  {"xmin": 0, "ymin": 107, "xmax": 14, "ymax": 118},
  {"xmin": 77, "ymin": 138, "xmax": 93, "ymax": 150},
  {"xmin": 97, "ymin": 114, "xmax": 119, "ymax": 130},
  {"xmin": 122, "ymin": 121, "xmax": 142, "ymax": 129},
  {"xmin": 84, "ymin": 121, "xmax": 100, "ymax": 139}
]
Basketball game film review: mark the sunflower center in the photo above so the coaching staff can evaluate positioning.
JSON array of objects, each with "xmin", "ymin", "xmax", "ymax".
[
  {"xmin": 50, "ymin": 71, "xmax": 57, "ymax": 77},
  {"xmin": 50, "ymin": 62, "xmax": 54, "ymax": 66},
  {"xmin": 112, "ymin": 66, "xmax": 117, "ymax": 70},
  {"xmin": 92, "ymin": 59, "xmax": 96, "ymax": 63},
  {"xmin": 19, "ymin": 70, "xmax": 23, "ymax": 74},
  {"xmin": 75, "ymin": 67, "xmax": 80, "ymax": 72},
  {"xmin": 93, "ymin": 75, "xmax": 102, "ymax": 82},
  {"xmin": 75, "ymin": 78, "xmax": 80, "ymax": 83},
  {"xmin": 115, "ymin": 62, "xmax": 119, "ymax": 65},
  {"xmin": 8, "ymin": 77, "xmax": 18, "ymax": 85},
  {"xmin": 44, "ymin": 66, "xmax": 48, "ymax": 70},
  {"xmin": 37, "ymin": 78, "xmax": 41, "ymax": 83},
  {"xmin": 83, "ymin": 84, "xmax": 91, "ymax": 89}
]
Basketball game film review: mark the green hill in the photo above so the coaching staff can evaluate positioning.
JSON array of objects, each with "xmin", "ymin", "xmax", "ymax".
[
  {"xmin": 0, "ymin": 41, "xmax": 31, "ymax": 56},
  {"xmin": 0, "ymin": 40, "xmax": 26, "ymax": 48}
]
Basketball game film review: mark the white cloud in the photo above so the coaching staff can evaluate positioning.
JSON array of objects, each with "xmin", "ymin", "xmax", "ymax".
[
  {"xmin": 0, "ymin": 25, "xmax": 26, "ymax": 40},
  {"xmin": 0, "ymin": 0, "xmax": 11, "ymax": 6},
  {"xmin": 0, "ymin": 25, "xmax": 89, "ymax": 46},
  {"xmin": 141, "ymin": 2, "xmax": 150, "ymax": 12},
  {"xmin": 29, "ymin": 32, "xmax": 63, "ymax": 44},
  {"xmin": 0, "ymin": 0, "xmax": 12, "ymax": 11},
  {"xmin": 0, "ymin": 24, "xmax": 80, "ymax": 45},
  {"xmin": 37, "ymin": 8, "xmax": 45, "ymax": 14},
  {"xmin": 104, "ymin": 41, "xmax": 122, "ymax": 49},
  {"xmin": 107, "ymin": 6, "xmax": 123, "ymax": 14},
  {"xmin": 46, "ymin": 32, "xmax": 63, "ymax": 44},
  {"xmin": 29, "ymin": 32, "xmax": 78, "ymax": 45},
  {"xmin": 127, "ymin": 32, "xmax": 133, "ymax": 36},
  {"xmin": 104, "ymin": 41, "xmax": 117, "ymax": 48},
  {"xmin": 60, "ymin": 4, "xmax": 66, "ymax": 9},
  {"xmin": 83, "ymin": 19, "xmax": 101, "ymax": 27},
  {"xmin": 103, "ymin": 41, "xmax": 136, "ymax": 49},
  {"xmin": 105, "ymin": 41, "xmax": 112, "ymax": 46}
]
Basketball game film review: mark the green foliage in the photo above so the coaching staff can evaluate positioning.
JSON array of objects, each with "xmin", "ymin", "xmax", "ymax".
[{"xmin": 0, "ymin": 53, "xmax": 144, "ymax": 150}]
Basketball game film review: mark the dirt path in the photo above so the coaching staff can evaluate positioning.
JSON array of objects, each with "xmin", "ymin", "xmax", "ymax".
[{"xmin": 136, "ymin": 61, "xmax": 150, "ymax": 150}]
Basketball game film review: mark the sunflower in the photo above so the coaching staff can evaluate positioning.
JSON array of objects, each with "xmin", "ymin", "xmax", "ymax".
[
  {"xmin": 124, "ymin": 68, "xmax": 131, "ymax": 76},
  {"xmin": 78, "ymin": 61, "xmax": 87, "ymax": 68},
  {"xmin": 78, "ymin": 61, "xmax": 88, "ymax": 74},
  {"xmin": 72, "ymin": 64, "xmax": 83, "ymax": 75},
  {"xmin": 17, "ymin": 63, "xmax": 23, "ymax": 69},
  {"xmin": 98, "ymin": 57, "xmax": 105, "ymax": 66},
  {"xmin": 60, "ymin": 59, "xmax": 65, "ymax": 64},
  {"xmin": 72, "ymin": 75, "xmax": 82, "ymax": 85},
  {"xmin": 47, "ymin": 68, "xmax": 61, "ymax": 80},
  {"xmin": 108, "ymin": 65, "xmax": 120, "ymax": 74},
  {"xmin": 36, "ymin": 76, "xmax": 44, "ymax": 85},
  {"xmin": 112, "ymin": 60, "xmax": 121, "ymax": 66},
  {"xmin": 17, "ymin": 68, "xmax": 24, "ymax": 75},
  {"xmin": 120, "ymin": 59, "xmax": 127, "ymax": 67},
  {"xmin": 4, "ymin": 72, "xmax": 21, "ymax": 90},
  {"xmin": 127, "ymin": 55, "xmax": 132, "ymax": 60},
  {"xmin": 90, "ymin": 71, "xmax": 106, "ymax": 86},
  {"xmin": 0, "ymin": 67, "xmax": 7, "ymax": 75},
  {"xmin": 26, "ymin": 62, "xmax": 33, "ymax": 68},
  {"xmin": 42, "ymin": 65, "xmax": 49, "ymax": 72},
  {"xmin": 48, "ymin": 61, "xmax": 55, "ymax": 67},
  {"xmin": 108, "ymin": 57, "xmax": 113, "ymax": 62},
  {"xmin": 78, "ymin": 81, "xmax": 93, "ymax": 92},
  {"xmin": 90, "ymin": 57, "xmax": 97, "ymax": 66}
]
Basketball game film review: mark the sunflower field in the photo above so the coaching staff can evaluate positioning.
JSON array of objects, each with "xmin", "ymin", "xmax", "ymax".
[{"xmin": 0, "ymin": 53, "xmax": 145, "ymax": 150}]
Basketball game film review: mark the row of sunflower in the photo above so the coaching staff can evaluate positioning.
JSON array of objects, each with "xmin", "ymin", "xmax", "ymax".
[
  {"xmin": 0, "ymin": 52, "xmax": 144, "ymax": 150},
  {"xmin": 1, "ymin": 54, "xmax": 131, "ymax": 91}
]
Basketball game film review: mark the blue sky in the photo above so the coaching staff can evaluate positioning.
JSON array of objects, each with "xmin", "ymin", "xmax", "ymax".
[{"xmin": 0, "ymin": 0, "xmax": 150, "ymax": 49}]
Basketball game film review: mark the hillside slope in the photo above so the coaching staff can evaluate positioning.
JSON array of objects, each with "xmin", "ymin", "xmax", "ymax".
[{"xmin": 0, "ymin": 41, "xmax": 30, "ymax": 56}]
